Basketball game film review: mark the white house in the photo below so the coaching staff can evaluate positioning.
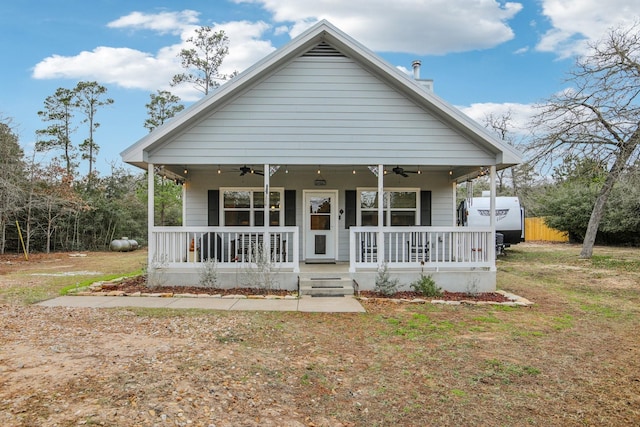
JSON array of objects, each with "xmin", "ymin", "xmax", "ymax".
[{"xmin": 121, "ymin": 20, "xmax": 522, "ymax": 293}]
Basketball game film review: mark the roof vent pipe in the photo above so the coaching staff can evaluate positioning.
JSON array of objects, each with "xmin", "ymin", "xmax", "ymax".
[{"xmin": 411, "ymin": 60, "xmax": 421, "ymax": 80}]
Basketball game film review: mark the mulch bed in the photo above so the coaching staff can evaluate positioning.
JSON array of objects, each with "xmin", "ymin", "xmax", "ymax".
[
  {"xmin": 100, "ymin": 275, "xmax": 292, "ymax": 297},
  {"xmin": 99, "ymin": 275, "xmax": 510, "ymax": 302},
  {"xmin": 359, "ymin": 290, "xmax": 511, "ymax": 302}
]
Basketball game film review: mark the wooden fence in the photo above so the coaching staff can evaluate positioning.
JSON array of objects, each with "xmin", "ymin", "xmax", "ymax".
[{"xmin": 524, "ymin": 217, "xmax": 569, "ymax": 242}]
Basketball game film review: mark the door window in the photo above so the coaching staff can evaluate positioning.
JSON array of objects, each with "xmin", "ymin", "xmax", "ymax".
[{"xmin": 309, "ymin": 196, "xmax": 331, "ymax": 230}]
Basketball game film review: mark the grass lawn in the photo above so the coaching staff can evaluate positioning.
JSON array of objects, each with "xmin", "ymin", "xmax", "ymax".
[{"xmin": 1, "ymin": 243, "xmax": 639, "ymax": 426}]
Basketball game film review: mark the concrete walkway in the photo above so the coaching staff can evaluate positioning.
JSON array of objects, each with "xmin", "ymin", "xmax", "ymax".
[{"xmin": 37, "ymin": 295, "xmax": 366, "ymax": 313}]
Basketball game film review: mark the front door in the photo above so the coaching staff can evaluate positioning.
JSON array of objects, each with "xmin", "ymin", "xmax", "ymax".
[{"xmin": 304, "ymin": 190, "xmax": 338, "ymax": 261}]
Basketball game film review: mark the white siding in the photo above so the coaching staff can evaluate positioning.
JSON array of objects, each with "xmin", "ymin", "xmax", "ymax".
[
  {"xmin": 149, "ymin": 57, "xmax": 494, "ymax": 166},
  {"xmin": 184, "ymin": 169, "xmax": 455, "ymax": 262}
]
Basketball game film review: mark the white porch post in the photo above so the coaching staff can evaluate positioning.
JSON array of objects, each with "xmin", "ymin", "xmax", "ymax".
[
  {"xmin": 377, "ymin": 163, "xmax": 385, "ymax": 265},
  {"xmin": 263, "ymin": 163, "xmax": 270, "ymax": 255},
  {"xmin": 147, "ymin": 163, "xmax": 155, "ymax": 268},
  {"xmin": 489, "ymin": 165, "xmax": 497, "ymax": 270},
  {"xmin": 451, "ymin": 180, "xmax": 457, "ymax": 226},
  {"xmin": 182, "ymin": 181, "xmax": 187, "ymax": 226}
]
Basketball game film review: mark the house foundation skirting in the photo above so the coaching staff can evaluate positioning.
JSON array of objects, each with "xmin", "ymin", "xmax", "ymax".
[{"xmin": 153, "ymin": 267, "xmax": 496, "ymax": 293}]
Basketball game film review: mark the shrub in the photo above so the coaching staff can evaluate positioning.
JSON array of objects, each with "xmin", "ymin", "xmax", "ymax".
[
  {"xmin": 199, "ymin": 258, "xmax": 218, "ymax": 288},
  {"xmin": 410, "ymin": 274, "xmax": 441, "ymax": 297},
  {"xmin": 374, "ymin": 263, "xmax": 399, "ymax": 296},
  {"xmin": 242, "ymin": 242, "xmax": 280, "ymax": 291},
  {"xmin": 146, "ymin": 255, "xmax": 169, "ymax": 289}
]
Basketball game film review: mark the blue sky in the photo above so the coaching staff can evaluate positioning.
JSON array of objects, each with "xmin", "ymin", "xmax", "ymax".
[{"xmin": 1, "ymin": 0, "xmax": 638, "ymax": 175}]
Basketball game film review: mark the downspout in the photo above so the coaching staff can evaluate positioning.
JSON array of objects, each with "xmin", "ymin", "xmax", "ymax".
[
  {"xmin": 263, "ymin": 163, "xmax": 270, "ymax": 256},
  {"xmin": 489, "ymin": 166, "xmax": 497, "ymax": 271},
  {"xmin": 377, "ymin": 163, "xmax": 385, "ymax": 266},
  {"xmin": 148, "ymin": 163, "xmax": 155, "ymax": 268},
  {"xmin": 182, "ymin": 180, "xmax": 187, "ymax": 226}
]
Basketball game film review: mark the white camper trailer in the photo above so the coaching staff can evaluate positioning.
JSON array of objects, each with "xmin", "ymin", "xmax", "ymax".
[{"xmin": 457, "ymin": 194, "xmax": 524, "ymax": 254}]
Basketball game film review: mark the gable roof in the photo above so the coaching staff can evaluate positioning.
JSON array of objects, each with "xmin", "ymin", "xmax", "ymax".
[{"xmin": 121, "ymin": 20, "xmax": 522, "ymax": 172}]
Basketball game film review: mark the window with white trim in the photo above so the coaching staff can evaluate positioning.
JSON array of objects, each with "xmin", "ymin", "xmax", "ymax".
[
  {"xmin": 222, "ymin": 188, "xmax": 283, "ymax": 226},
  {"xmin": 357, "ymin": 189, "xmax": 419, "ymax": 226}
]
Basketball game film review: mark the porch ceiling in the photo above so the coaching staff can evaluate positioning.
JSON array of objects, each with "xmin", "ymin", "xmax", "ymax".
[{"xmin": 161, "ymin": 164, "xmax": 491, "ymax": 183}]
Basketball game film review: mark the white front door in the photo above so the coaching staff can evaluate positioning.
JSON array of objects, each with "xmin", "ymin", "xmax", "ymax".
[{"xmin": 304, "ymin": 190, "xmax": 338, "ymax": 261}]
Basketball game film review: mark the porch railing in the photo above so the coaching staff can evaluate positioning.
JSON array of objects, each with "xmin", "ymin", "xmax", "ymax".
[
  {"xmin": 349, "ymin": 226, "xmax": 495, "ymax": 272},
  {"xmin": 150, "ymin": 226, "xmax": 300, "ymax": 272},
  {"xmin": 149, "ymin": 226, "xmax": 494, "ymax": 274}
]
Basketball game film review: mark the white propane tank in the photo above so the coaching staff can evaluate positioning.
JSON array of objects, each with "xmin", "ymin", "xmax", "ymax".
[{"xmin": 110, "ymin": 237, "xmax": 139, "ymax": 252}]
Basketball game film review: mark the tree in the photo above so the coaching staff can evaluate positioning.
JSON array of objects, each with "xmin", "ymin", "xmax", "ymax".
[
  {"xmin": 74, "ymin": 81, "xmax": 114, "ymax": 182},
  {"xmin": 599, "ymin": 166, "xmax": 640, "ymax": 243},
  {"xmin": 144, "ymin": 90, "xmax": 184, "ymax": 132},
  {"xmin": 536, "ymin": 156, "xmax": 640, "ymax": 244},
  {"xmin": 483, "ymin": 111, "xmax": 537, "ymax": 198},
  {"xmin": 136, "ymin": 174, "xmax": 183, "ymax": 226},
  {"xmin": 529, "ymin": 23, "xmax": 640, "ymax": 258},
  {"xmin": 0, "ymin": 118, "xmax": 26, "ymax": 254},
  {"xmin": 36, "ymin": 87, "xmax": 78, "ymax": 174},
  {"xmin": 536, "ymin": 156, "xmax": 606, "ymax": 242},
  {"xmin": 171, "ymin": 26, "xmax": 232, "ymax": 95},
  {"xmin": 31, "ymin": 161, "xmax": 79, "ymax": 253}
]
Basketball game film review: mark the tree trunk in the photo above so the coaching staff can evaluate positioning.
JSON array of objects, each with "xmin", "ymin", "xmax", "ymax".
[
  {"xmin": 0, "ymin": 219, "xmax": 5, "ymax": 254},
  {"xmin": 580, "ymin": 189, "xmax": 610, "ymax": 258},
  {"xmin": 580, "ymin": 136, "xmax": 638, "ymax": 258}
]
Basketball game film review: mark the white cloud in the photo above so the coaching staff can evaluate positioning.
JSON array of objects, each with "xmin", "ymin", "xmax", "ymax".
[
  {"xmin": 537, "ymin": 0, "xmax": 640, "ymax": 58},
  {"xmin": 32, "ymin": 12, "xmax": 275, "ymax": 101},
  {"xmin": 459, "ymin": 102, "xmax": 537, "ymax": 138},
  {"xmin": 209, "ymin": 20, "xmax": 276, "ymax": 75},
  {"xmin": 234, "ymin": 0, "xmax": 523, "ymax": 54},
  {"xmin": 33, "ymin": 47, "xmax": 172, "ymax": 88},
  {"xmin": 107, "ymin": 10, "xmax": 200, "ymax": 35}
]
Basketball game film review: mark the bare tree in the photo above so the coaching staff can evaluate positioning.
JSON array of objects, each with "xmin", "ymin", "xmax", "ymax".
[
  {"xmin": 32, "ymin": 161, "xmax": 80, "ymax": 253},
  {"xmin": 529, "ymin": 23, "xmax": 640, "ymax": 258},
  {"xmin": 171, "ymin": 27, "xmax": 232, "ymax": 95},
  {"xmin": 484, "ymin": 111, "xmax": 517, "ymax": 193}
]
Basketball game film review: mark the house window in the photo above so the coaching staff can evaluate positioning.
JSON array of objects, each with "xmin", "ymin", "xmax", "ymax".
[
  {"xmin": 358, "ymin": 189, "xmax": 418, "ymax": 226},
  {"xmin": 222, "ymin": 188, "xmax": 283, "ymax": 226}
]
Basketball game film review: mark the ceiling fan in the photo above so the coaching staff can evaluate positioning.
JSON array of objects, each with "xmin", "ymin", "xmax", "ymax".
[
  {"xmin": 238, "ymin": 165, "xmax": 264, "ymax": 176},
  {"xmin": 391, "ymin": 166, "xmax": 419, "ymax": 177}
]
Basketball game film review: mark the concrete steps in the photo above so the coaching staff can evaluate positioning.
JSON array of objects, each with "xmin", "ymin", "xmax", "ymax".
[{"xmin": 299, "ymin": 276, "xmax": 354, "ymax": 297}]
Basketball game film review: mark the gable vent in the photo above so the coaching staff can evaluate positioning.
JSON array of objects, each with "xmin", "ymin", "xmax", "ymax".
[{"xmin": 302, "ymin": 41, "xmax": 346, "ymax": 57}]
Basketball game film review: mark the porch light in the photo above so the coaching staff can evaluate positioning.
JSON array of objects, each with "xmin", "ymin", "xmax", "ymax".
[
  {"xmin": 352, "ymin": 169, "xmax": 356, "ymax": 174},
  {"xmin": 449, "ymin": 169, "xmax": 453, "ymax": 176},
  {"xmin": 217, "ymin": 167, "xmax": 221, "ymax": 174},
  {"xmin": 183, "ymin": 167, "xmax": 188, "ymax": 175},
  {"xmin": 314, "ymin": 169, "xmax": 327, "ymax": 186}
]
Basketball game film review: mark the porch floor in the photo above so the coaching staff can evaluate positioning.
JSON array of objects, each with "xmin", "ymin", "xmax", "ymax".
[{"xmin": 299, "ymin": 262, "xmax": 350, "ymax": 275}]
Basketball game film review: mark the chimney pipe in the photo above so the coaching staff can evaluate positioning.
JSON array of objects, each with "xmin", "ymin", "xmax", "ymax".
[{"xmin": 411, "ymin": 60, "xmax": 421, "ymax": 80}]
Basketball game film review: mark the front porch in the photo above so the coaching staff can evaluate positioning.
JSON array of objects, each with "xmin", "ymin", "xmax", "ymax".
[{"xmin": 149, "ymin": 226, "xmax": 497, "ymax": 292}]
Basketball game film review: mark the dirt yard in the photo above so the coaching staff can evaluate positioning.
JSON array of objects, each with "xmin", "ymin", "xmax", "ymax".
[{"xmin": 1, "ymin": 244, "xmax": 639, "ymax": 426}]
